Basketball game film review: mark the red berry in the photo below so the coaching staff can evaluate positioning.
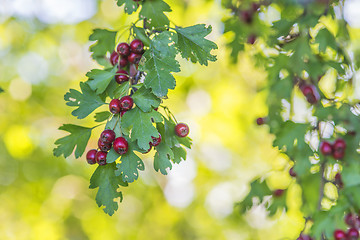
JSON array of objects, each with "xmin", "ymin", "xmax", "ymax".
[
  {"xmin": 95, "ymin": 151, "xmax": 107, "ymax": 165},
  {"xmin": 247, "ymin": 34, "xmax": 257, "ymax": 44},
  {"xmin": 110, "ymin": 51, "xmax": 119, "ymax": 66},
  {"xmin": 334, "ymin": 138, "xmax": 346, "ymax": 152},
  {"xmin": 150, "ymin": 134, "xmax": 161, "ymax": 147},
  {"xmin": 128, "ymin": 52, "xmax": 142, "ymax": 64},
  {"xmin": 345, "ymin": 213, "xmax": 360, "ymax": 228},
  {"xmin": 109, "ymin": 99, "xmax": 121, "ymax": 114},
  {"xmin": 256, "ymin": 117, "xmax": 265, "ymax": 125},
  {"xmin": 86, "ymin": 149, "xmax": 98, "ymax": 165},
  {"xmin": 117, "ymin": 42, "xmax": 130, "ymax": 56},
  {"xmin": 334, "ymin": 229, "xmax": 347, "ymax": 240},
  {"xmin": 113, "ymin": 137, "xmax": 129, "ymax": 155},
  {"xmin": 301, "ymin": 85, "xmax": 320, "ymax": 104},
  {"xmin": 333, "ymin": 150, "xmax": 345, "ymax": 160},
  {"xmin": 289, "ymin": 167, "xmax": 297, "ymax": 177},
  {"xmin": 119, "ymin": 96, "xmax": 134, "ymax": 111},
  {"xmin": 130, "ymin": 39, "xmax": 144, "ymax": 54},
  {"xmin": 240, "ymin": 10, "xmax": 253, "ymax": 24},
  {"xmin": 98, "ymin": 139, "xmax": 112, "ymax": 152},
  {"xmin": 119, "ymin": 57, "xmax": 128, "ymax": 68},
  {"xmin": 115, "ymin": 69, "xmax": 129, "ymax": 84},
  {"xmin": 297, "ymin": 234, "xmax": 313, "ymax": 240},
  {"xmin": 175, "ymin": 123, "xmax": 189, "ymax": 137},
  {"xmin": 120, "ymin": 111, "xmax": 126, "ymax": 117},
  {"xmin": 100, "ymin": 129, "xmax": 116, "ymax": 144},
  {"xmin": 348, "ymin": 228, "xmax": 360, "ymax": 239},
  {"xmin": 273, "ymin": 189, "xmax": 284, "ymax": 197},
  {"xmin": 334, "ymin": 173, "xmax": 344, "ymax": 189},
  {"xmin": 320, "ymin": 141, "xmax": 333, "ymax": 156}
]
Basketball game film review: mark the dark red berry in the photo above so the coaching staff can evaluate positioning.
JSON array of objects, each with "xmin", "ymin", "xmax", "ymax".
[
  {"xmin": 251, "ymin": 3, "xmax": 261, "ymax": 12},
  {"xmin": 333, "ymin": 151, "xmax": 345, "ymax": 160},
  {"xmin": 120, "ymin": 111, "xmax": 126, "ymax": 117},
  {"xmin": 320, "ymin": 141, "xmax": 333, "ymax": 156},
  {"xmin": 95, "ymin": 151, "xmax": 107, "ymax": 165},
  {"xmin": 115, "ymin": 69, "xmax": 129, "ymax": 84},
  {"xmin": 345, "ymin": 213, "xmax": 360, "ymax": 228},
  {"xmin": 273, "ymin": 189, "xmax": 284, "ymax": 197},
  {"xmin": 117, "ymin": 42, "xmax": 130, "ymax": 56},
  {"xmin": 150, "ymin": 134, "xmax": 161, "ymax": 147},
  {"xmin": 348, "ymin": 228, "xmax": 360, "ymax": 239},
  {"xmin": 334, "ymin": 138, "xmax": 346, "ymax": 152},
  {"xmin": 240, "ymin": 10, "xmax": 253, "ymax": 24},
  {"xmin": 119, "ymin": 96, "xmax": 134, "ymax": 111},
  {"xmin": 334, "ymin": 173, "xmax": 344, "ymax": 189},
  {"xmin": 113, "ymin": 137, "xmax": 129, "ymax": 155},
  {"xmin": 297, "ymin": 234, "xmax": 313, "ymax": 240},
  {"xmin": 109, "ymin": 99, "xmax": 121, "ymax": 114},
  {"xmin": 175, "ymin": 123, "xmax": 189, "ymax": 137},
  {"xmin": 247, "ymin": 34, "xmax": 257, "ymax": 44},
  {"xmin": 256, "ymin": 117, "xmax": 265, "ymax": 125},
  {"xmin": 289, "ymin": 167, "xmax": 297, "ymax": 177},
  {"xmin": 301, "ymin": 85, "xmax": 320, "ymax": 104},
  {"xmin": 334, "ymin": 229, "xmax": 347, "ymax": 240},
  {"xmin": 98, "ymin": 139, "xmax": 112, "ymax": 152},
  {"xmin": 119, "ymin": 57, "xmax": 128, "ymax": 68},
  {"xmin": 100, "ymin": 129, "xmax": 116, "ymax": 144},
  {"xmin": 128, "ymin": 52, "xmax": 142, "ymax": 64},
  {"xmin": 110, "ymin": 51, "xmax": 119, "ymax": 66},
  {"xmin": 86, "ymin": 149, "xmax": 98, "ymax": 165},
  {"xmin": 130, "ymin": 39, "xmax": 144, "ymax": 54}
]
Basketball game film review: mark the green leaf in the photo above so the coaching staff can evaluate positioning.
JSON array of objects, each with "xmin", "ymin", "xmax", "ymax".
[
  {"xmin": 107, "ymin": 148, "xmax": 120, "ymax": 164},
  {"xmin": 86, "ymin": 68, "xmax": 117, "ymax": 94},
  {"xmin": 94, "ymin": 111, "xmax": 111, "ymax": 122},
  {"xmin": 162, "ymin": 117, "xmax": 192, "ymax": 148},
  {"xmin": 284, "ymin": 36, "xmax": 314, "ymax": 75},
  {"xmin": 89, "ymin": 163, "xmax": 128, "ymax": 216},
  {"xmin": 273, "ymin": 121, "xmax": 310, "ymax": 152},
  {"xmin": 89, "ymin": 29, "xmax": 117, "ymax": 66},
  {"xmin": 140, "ymin": 31, "xmax": 180, "ymax": 97},
  {"xmin": 64, "ymin": 82, "xmax": 105, "ymax": 119},
  {"xmin": 132, "ymin": 26, "xmax": 151, "ymax": 46},
  {"xmin": 342, "ymin": 163, "xmax": 360, "ymax": 187},
  {"xmin": 116, "ymin": 0, "xmax": 139, "ymax": 14},
  {"xmin": 154, "ymin": 141, "xmax": 174, "ymax": 175},
  {"xmin": 121, "ymin": 107, "xmax": 162, "ymax": 149},
  {"xmin": 171, "ymin": 145, "xmax": 187, "ymax": 164},
  {"xmin": 238, "ymin": 179, "xmax": 273, "ymax": 213},
  {"xmin": 132, "ymin": 86, "xmax": 160, "ymax": 112},
  {"xmin": 115, "ymin": 146, "xmax": 145, "ymax": 183},
  {"xmin": 140, "ymin": 0, "xmax": 171, "ymax": 30},
  {"xmin": 0, "ymin": 87, "xmax": 3, "ymax": 93},
  {"xmin": 106, "ymin": 79, "xmax": 130, "ymax": 99},
  {"xmin": 299, "ymin": 172, "xmax": 321, "ymax": 214},
  {"xmin": 175, "ymin": 24, "xmax": 218, "ymax": 66},
  {"xmin": 53, "ymin": 124, "xmax": 92, "ymax": 159},
  {"xmin": 315, "ymin": 28, "xmax": 338, "ymax": 53}
]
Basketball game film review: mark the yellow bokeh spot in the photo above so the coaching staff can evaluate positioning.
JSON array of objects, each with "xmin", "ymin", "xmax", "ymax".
[{"xmin": 4, "ymin": 125, "xmax": 34, "ymax": 159}]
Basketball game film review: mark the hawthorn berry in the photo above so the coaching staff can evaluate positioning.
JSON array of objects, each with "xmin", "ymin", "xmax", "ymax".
[
  {"xmin": 175, "ymin": 123, "xmax": 189, "ymax": 137},
  {"xmin": 110, "ymin": 51, "xmax": 119, "ymax": 66},
  {"xmin": 86, "ymin": 149, "xmax": 98, "ymax": 165},
  {"xmin": 240, "ymin": 10, "xmax": 253, "ymax": 24},
  {"xmin": 117, "ymin": 42, "xmax": 130, "ymax": 56},
  {"xmin": 130, "ymin": 39, "xmax": 144, "ymax": 54},
  {"xmin": 100, "ymin": 129, "xmax": 116, "ymax": 144},
  {"xmin": 301, "ymin": 84, "xmax": 320, "ymax": 104},
  {"xmin": 119, "ymin": 96, "xmax": 134, "ymax": 111},
  {"xmin": 95, "ymin": 151, "xmax": 107, "ymax": 166},
  {"xmin": 247, "ymin": 34, "xmax": 257, "ymax": 45},
  {"xmin": 119, "ymin": 57, "xmax": 128, "ymax": 68},
  {"xmin": 256, "ymin": 117, "xmax": 265, "ymax": 125},
  {"xmin": 320, "ymin": 141, "xmax": 333, "ymax": 156},
  {"xmin": 347, "ymin": 228, "xmax": 360, "ymax": 239},
  {"xmin": 115, "ymin": 69, "xmax": 129, "ymax": 84},
  {"xmin": 289, "ymin": 167, "xmax": 297, "ymax": 177},
  {"xmin": 128, "ymin": 52, "xmax": 142, "ymax": 64},
  {"xmin": 334, "ymin": 173, "xmax": 344, "ymax": 189},
  {"xmin": 345, "ymin": 213, "xmax": 360, "ymax": 228},
  {"xmin": 113, "ymin": 137, "xmax": 129, "ymax": 155},
  {"xmin": 150, "ymin": 134, "xmax": 162, "ymax": 147},
  {"xmin": 120, "ymin": 110, "xmax": 126, "ymax": 117},
  {"xmin": 334, "ymin": 138, "xmax": 346, "ymax": 152},
  {"xmin": 334, "ymin": 229, "xmax": 347, "ymax": 240},
  {"xmin": 109, "ymin": 99, "xmax": 121, "ymax": 114},
  {"xmin": 273, "ymin": 189, "xmax": 284, "ymax": 197},
  {"xmin": 297, "ymin": 234, "xmax": 313, "ymax": 240},
  {"xmin": 98, "ymin": 139, "xmax": 112, "ymax": 152}
]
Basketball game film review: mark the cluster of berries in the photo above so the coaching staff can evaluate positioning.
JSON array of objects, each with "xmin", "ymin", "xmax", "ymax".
[
  {"xmin": 110, "ymin": 39, "xmax": 144, "ymax": 84},
  {"xmin": 320, "ymin": 138, "xmax": 347, "ymax": 160},
  {"xmin": 333, "ymin": 213, "xmax": 360, "ymax": 239}
]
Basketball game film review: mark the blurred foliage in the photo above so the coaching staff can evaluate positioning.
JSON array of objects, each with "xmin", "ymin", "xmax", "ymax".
[{"xmin": 0, "ymin": 0, "xmax": 360, "ymax": 239}]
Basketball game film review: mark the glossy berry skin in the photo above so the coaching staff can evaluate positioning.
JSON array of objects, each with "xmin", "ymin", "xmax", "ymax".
[
  {"xmin": 273, "ymin": 189, "xmax": 284, "ymax": 197},
  {"xmin": 98, "ymin": 139, "xmax": 112, "ymax": 152},
  {"xmin": 119, "ymin": 96, "xmax": 134, "ymax": 111},
  {"xmin": 95, "ymin": 151, "xmax": 107, "ymax": 166},
  {"xmin": 128, "ymin": 52, "xmax": 142, "ymax": 64},
  {"xmin": 115, "ymin": 69, "xmax": 129, "ymax": 84},
  {"xmin": 320, "ymin": 141, "xmax": 333, "ymax": 156},
  {"xmin": 86, "ymin": 149, "xmax": 98, "ymax": 165},
  {"xmin": 110, "ymin": 51, "xmax": 119, "ymax": 66},
  {"xmin": 256, "ymin": 117, "xmax": 265, "ymax": 125},
  {"xmin": 119, "ymin": 57, "xmax": 128, "ymax": 68},
  {"xmin": 301, "ymin": 85, "xmax": 320, "ymax": 104},
  {"xmin": 333, "ymin": 151, "xmax": 345, "ymax": 160},
  {"xmin": 113, "ymin": 137, "xmax": 129, "ymax": 155},
  {"xmin": 334, "ymin": 229, "xmax": 347, "ymax": 240},
  {"xmin": 347, "ymin": 228, "xmax": 360, "ymax": 239},
  {"xmin": 175, "ymin": 123, "xmax": 189, "ymax": 137},
  {"xmin": 100, "ymin": 129, "xmax": 116, "ymax": 144},
  {"xmin": 334, "ymin": 138, "xmax": 346, "ymax": 152},
  {"xmin": 345, "ymin": 213, "xmax": 360, "ymax": 228},
  {"xmin": 150, "ymin": 134, "xmax": 162, "ymax": 147},
  {"xmin": 130, "ymin": 39, "xmax": 144, "ymax": 54},
  {"xmin": 117, "ymin": 42, "xmax": 130, "ymax": 56},
  {"xmin": 289, "ymin": 167, "xmax": 297, "ymax": 177},
  {"xmin": 109, "ymin": 99, "xmax": 121, "ymax": 114}
]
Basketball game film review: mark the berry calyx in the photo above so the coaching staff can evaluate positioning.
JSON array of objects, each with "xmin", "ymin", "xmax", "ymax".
[
  {"xmin": 175, "ymin": 123, "xmax": 189, "ymax": 137},
  {"xmin": 128, "ymin": 52, "xmax": 142, "ymax": 64},
  {"xmin": 110, "ymin": 51, "xmax": 119, "ymax": 66},
  {"xmin": 345, "ymin": 213, "xmax": 360, "ymax": 228},
  {"xmin": 347, "ymin": 228, "xmax": 360, "ymax": 239},
  {"xmin": 256, "ymin": 117, "xmax": 265, "ymax": 125},
  {"xmin": 289, "ymin": 167, "xmax": 297, "ymax": 177},
  {"xmin": 113, "ymin": 137, "xmax": 129, "ymax": 155},
  {"xmin": 115, "ymin": 69, "xmax": 129, "ymax": 84},
  {"xmin": 109, "ymin": 99, "xmax": 121, "ymax": 114},
  {"xmin": 117, "ymin": 42, "xmax": 130, "ymax": 56},
  {"xmin": 273, "ymin": 189, "xmax": 284, "ymax": 197},
  {"xmin": 119, "ymin": 57, "xmax": 128, "ymax": 68},
  {"xmin": 86, "ymin": 149, "xmax": 98, "ymax": 165},
  {"xmin": 334, "ymin": 229, "xmax": 347, "ymax": 240},
  {"xmin": 150, "ymin": 134, "xmax": 161, "ymax": 147},
  {"xmin": 100, "ymin": 129, "xmax": 116, "ymax": 144},
  {"xmin": 98, "ymin": 139, "xmax": 112, "ymax": 152},
  {"xmin": 119, "ymin": 96, "xmax": 134, "ymax": 111},
  {"xmin": 95, "ymin": 151, "xmax": 107, "ymax": 166},
  {"xmin": 130, "ymin": 39, "xmax": 144, "ymax": 54},
  {"xmin": 320, "ymin": 141, "xmax": 333, "ymax": 156}
]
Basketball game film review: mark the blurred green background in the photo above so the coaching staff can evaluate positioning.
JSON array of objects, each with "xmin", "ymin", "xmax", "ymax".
[{"xmin": 1, "ymin": 0, "xmax": 360, "ymax": 239}]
